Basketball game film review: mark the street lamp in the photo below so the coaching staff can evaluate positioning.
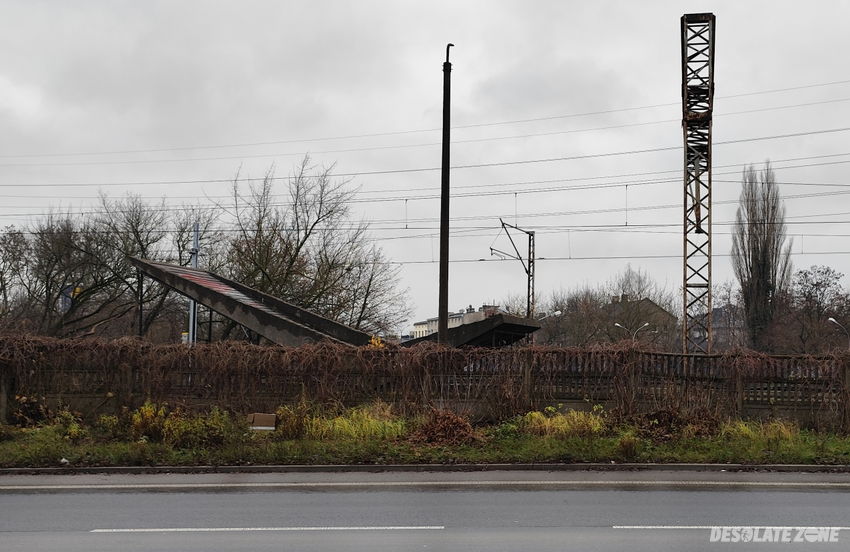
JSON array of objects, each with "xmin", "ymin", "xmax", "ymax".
[
  {"xmin": 538, "ymin": 310, "xmax": 562, "ymax": 321},
  {"xmin": 614, "ymin": 322, "xmax": 649, "ymax": 340},
  {"xmin": 828, "ymin": 317, "xmax": 850, "ymax": 349},
  {"xmin": 531, "ymin": 310, "xmax": 562, "ymax": 345}
]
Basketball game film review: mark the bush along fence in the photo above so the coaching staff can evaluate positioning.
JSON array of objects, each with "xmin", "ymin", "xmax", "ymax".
[{"xmin": 1, "ymin": 336, "xmax": 849, "ymax": 430}]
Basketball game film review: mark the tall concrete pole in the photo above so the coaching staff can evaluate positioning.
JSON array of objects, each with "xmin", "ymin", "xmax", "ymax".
[
  {"xmin": 188, "ymin": 222, "xmax": 199, "ymax": 345},
  {"xmin": 438, "ymin": 43, "xmax": 453, "ymax": 344}
]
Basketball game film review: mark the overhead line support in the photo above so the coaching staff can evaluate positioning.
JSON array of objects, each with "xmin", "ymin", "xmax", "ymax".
[
  {"xmin": 438, "ymin": 43, "xmax": 454, "ymax": 344},
  {"xmin": 681, "ymin": 13, "xmax": 715, "ymax": 354}
]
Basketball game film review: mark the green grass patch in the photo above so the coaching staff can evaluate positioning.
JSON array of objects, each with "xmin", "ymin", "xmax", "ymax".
[{"xmin": 2, "ymin": 403, "xmax": 850, "ymax": 468}]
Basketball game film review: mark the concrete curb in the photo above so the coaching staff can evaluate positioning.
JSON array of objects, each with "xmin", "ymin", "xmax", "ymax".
[{"xmin": 2, "ymin": 462, "xmax": 850, "ymax": 476}]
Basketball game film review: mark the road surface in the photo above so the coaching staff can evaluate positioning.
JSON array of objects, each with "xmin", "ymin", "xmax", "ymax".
[{"xmin": 2, "ymin": 469, "xmax": 849, "ymax": 551}]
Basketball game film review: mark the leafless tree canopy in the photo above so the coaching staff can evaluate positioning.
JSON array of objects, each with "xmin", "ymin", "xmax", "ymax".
[
  {"xmin": 536, "ymin": 265, "xmax": 679, "ymax": 350},
  {"xmin": 224, "ymin": 156, "xmax": 411, "ymax": 337},
  {"xmin": 0, "ymin": 196, "xmax": 199, "ymax": 340},
  {"xmin": 731, "ymin": 163, "xmax": 793, "ymax": 351},
  {"xmin": 0, "ymin": 156, "xmax": 411, "ymax": 341}
]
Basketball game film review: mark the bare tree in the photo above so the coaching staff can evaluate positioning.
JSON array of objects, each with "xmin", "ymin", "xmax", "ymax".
[
  {"xmin": 172, "ymin": 204, "xmax": 226, "ymax": 271},
  {"xmin": 539, "ymin": 286, "xmax": 606, "ymax": 347},
  {"xmin": 500, "ymin": 292, "xmax": 540, "ymax": 317},
  {"xmin": 2, "ymin": 195, "xmax": 195, "ymax": 340},
  {"xmin": 731, "ymin": 162, "xmax": 793, "ymax": 351},
  {"xmin": 711, "ymin": 281, "xmax": 748, "ymax": 351},
  {"xmin": 0, "ymin": 226, "xmax": 27, "ymax": 325},
  {"xmin": 783, "ymin": 265, "xmax": 849, "ymax": 354},
  {"xmin": 2, "ymin": 158, "xmax": 411, "ymax": 341},
  {"xmin": 225, "ymin": 156, "xmax": 411, "ymax": 337},
  {"xmin": 91, "ymin": 193, "xmax": 174, "ymax": 337},
  {"xmin": 536, "ymin": 266, "xmax": 679, "ymax": 349},
  {"xmin": 604, "ymin": 265, "xmax": 679, "ymax": 348},
  {"xmin": 13, "ymin": 212, "xmax": 113, "ymax": 336},
  {"xmin": 332, "ymin": 245, "xmax": 411, "ymax": 335}
]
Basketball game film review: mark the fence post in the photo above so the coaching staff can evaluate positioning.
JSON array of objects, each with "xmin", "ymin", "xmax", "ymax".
[
  {"xmin": 624, "ymin": 353, "xmax": 632, "ymax": 414},
  {"xmin": 0, "ymin": 365, "xmax": 8, "ymax": 424},
  {"xmin": 734, "ymin": 365, "xmax": 744, "ymax": 419},
  {"xmin": 523, "ymin": 349, "xmax": 533, "ymax": 410},
  {"xmin": 421, "ymin": 355, "xmax": 433, "ymax": 407},
  {"xmin": 843, "ymin": 361, "xmax": 850, "ymax": 433},
  {"xmin": 120, "ymin": 362, "xmax": 134, "ymax": 412}
]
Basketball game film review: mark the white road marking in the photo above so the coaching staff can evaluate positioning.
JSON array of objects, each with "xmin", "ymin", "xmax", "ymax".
[
  {"xmin": 91, "ymin": 526, "xmax": 444, "ymax": 533},
  {"xmin": 614, "ymin": 526, "xmax": 850, "ymax": 530},
  {"xmin": 3, "ymin": 480, "xmax": 850, "ymax": 491}
]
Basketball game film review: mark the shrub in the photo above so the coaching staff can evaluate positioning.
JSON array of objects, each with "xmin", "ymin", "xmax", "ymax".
[
  {"xmin": 276, "ymin": 403, "xmax": 309, "ymax": 440},
  {"xmin": 619, "ymin": 407, "xmax": 720, "ymax": 443},
  {"xmin": 131, "ymin": 400, "xmax": 168, "ymax": 442},
  {"xmin": 720, "ymin": 420, "xmax": 759, "ymax": 440},
  {"xmin": 520, "ymin": 408, "xmax": 606, "ymax": 438},
  {"xmin": 409, "ymin": 409, "xmax": 475, "ymax": 445},
  {"xmin": 720, "ymin": 419, "xmax": 799, "ymax": 443},
  {"xmin": 615, "ymin": 432, "xmax": 641, "ymax": 461},
  {"xmin": 13, "ymin": 395, "xmax": 50, "ymax": 427},
  {"xmin": 53, "ymin": 407, "xmax": 87, "ymax": 443},
  {"xmin": 159, "ymin": 407, "xmax": 243, "ymax": 449},
  {"xmin": 763, "ymin": 419, "xmax": 799, "ymax": 441},
  {"xmin": 491, "ymin": 418, "xmax": 522, "ymax": 439},
  {"xmin": 0, "ymin": 423, "xmax": 18, "ymax": 443},
  {"xmin": 94, "ymin": 414, "xmax": 127, "ymax": 441},
  {"xmin": 307, "ymin": 403, "xmax": 406, "ymax": 440}
]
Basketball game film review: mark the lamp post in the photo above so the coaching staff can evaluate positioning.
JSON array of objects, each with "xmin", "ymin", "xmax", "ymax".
[
  {"xmin": 828, "ymin": 317, "xmax": 850, "ymax": 349},
  {"xmin": 615, "ymin": 322, "xmax": 649, "ymax": 341},
  {"xmin": 531, "ymin": 310, "xmax": 561, "ymax": 345},
  {"xmin": 538, "ymin": 310, "xmax": 562, "ymax": 321}
]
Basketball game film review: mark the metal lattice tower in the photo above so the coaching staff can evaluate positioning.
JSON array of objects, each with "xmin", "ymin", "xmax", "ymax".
[{"xmin": 681, "ymin": 13, "xmax": 715, "ymax": 354}]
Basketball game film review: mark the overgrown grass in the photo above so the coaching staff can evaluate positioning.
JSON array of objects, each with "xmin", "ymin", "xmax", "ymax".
[
  {"xmin": 519, "ymin": 407, "xmax": 607, "ymax": 438},
  {"xmin": 304, "ymin": 402, "xmax": 407, "ymax": 441},
  {"xmin": 2, "ymin": 402, "xmax": 850, "ymax": 468}
]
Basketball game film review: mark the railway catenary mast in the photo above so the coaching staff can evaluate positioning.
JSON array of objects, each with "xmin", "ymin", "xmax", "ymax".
[{"xmin": 681, "ymin": 13, "xmax": 715, "ymax": 354}]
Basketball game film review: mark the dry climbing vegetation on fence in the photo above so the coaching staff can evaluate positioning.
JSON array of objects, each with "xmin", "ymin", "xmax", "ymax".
[{"xmin": 1, "ymin": 337, "xmax": 848, "ymax": 428}]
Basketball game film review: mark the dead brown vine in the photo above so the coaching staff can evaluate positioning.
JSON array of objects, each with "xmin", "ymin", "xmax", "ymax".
[{"xmin": 0, "ymin": 337, "xmax": 848, "ymax": 430}]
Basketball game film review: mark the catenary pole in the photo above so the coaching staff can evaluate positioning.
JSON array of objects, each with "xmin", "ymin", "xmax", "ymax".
[
  {"xmin": 188, "ymin": 222, "xmax": 199, "ymax": 345},
  {"xmin": 437, "ymin": 43, "xmax": 453, "ymax": 344}
]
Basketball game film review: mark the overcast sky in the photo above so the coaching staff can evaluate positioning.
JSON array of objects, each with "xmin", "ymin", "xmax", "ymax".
[{"xmin": 2, "ymin": 1, "xmax": 850, "ymax": 334}]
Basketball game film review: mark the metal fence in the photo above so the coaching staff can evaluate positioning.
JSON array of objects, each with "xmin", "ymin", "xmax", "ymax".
[{"xmin": 1, "ymin": 337, "xmax": 847, "ymax": 428}]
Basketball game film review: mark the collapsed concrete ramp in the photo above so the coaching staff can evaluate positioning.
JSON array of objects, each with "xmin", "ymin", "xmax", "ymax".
[
  {"xmin": 402, "ymin": 313, "xmax": 540, "ymax": 348},
  {"xmin": 128, "ymin": 257, "xmax": 371, "ymax": 347}
]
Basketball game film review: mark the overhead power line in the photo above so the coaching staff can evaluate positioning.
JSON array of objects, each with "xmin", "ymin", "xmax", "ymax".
[
  {"xmin": 7, "ymin": 123, "xmax": 846, "ymax": 180},
  {"xmin": 388, "ymin": 248, "xmax": 850, "ymax": 265},
  {"xmin": 1, "ymin": 94, "xmax": 847, "ymax": 167},
  {"xmin": 2, "ymin": 78, "xmax": 849, "ymax": 160},
  {"xmin": 3, "ymin": 150, "xmax": 849, "ymax": 198}
]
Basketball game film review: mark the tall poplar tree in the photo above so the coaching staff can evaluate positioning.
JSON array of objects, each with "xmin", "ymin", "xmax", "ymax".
[{"xmin": 731, "ymin": 162, "xmax": 793, "ymax": 350}]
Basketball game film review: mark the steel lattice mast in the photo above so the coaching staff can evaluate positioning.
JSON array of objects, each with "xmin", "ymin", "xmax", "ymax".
[{"xmin": 681, "ymin": 13, "xmax": 715, "ymax": 354}]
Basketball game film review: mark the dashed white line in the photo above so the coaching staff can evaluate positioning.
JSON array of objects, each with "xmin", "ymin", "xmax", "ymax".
[
  {"xmin": 614, "ymin": 525, "xmax": 715, "ymax": 529},
  {"xmin": 91, "ymin": 526, "xmax": 444, "ymax": 533}
]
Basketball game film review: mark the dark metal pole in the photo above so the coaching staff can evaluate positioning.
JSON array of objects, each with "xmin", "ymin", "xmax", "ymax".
[
  {"xmin": 437, "ymin": 43, "xmax": 453, "ymax": 344},
  {"xmin": 527, "ymin": 231, "xmax": 535, "ymax": 319},
  {"xmin": 137, "ymin": 270, "xmax": 143, "ymax": 337}
]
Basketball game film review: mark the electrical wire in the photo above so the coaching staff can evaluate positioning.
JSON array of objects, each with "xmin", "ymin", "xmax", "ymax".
[{"xmin": 3, "ymin": 77, "xmax": 849, "ymax": 159}]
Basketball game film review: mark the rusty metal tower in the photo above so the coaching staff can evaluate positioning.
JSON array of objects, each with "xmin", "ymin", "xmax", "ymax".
[{"xmin": 681, "ymin": 13, "xmax": 715, "ymax": 354}]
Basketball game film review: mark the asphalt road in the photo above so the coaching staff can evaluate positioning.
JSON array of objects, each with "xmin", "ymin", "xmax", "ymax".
[{"xmin": 2, "ymin": 470, "xmax": 850, "ymax": 552}]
